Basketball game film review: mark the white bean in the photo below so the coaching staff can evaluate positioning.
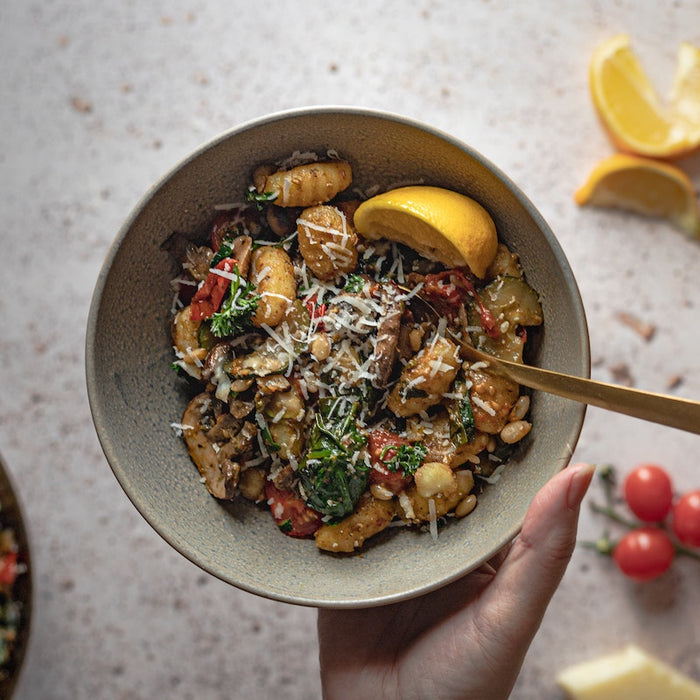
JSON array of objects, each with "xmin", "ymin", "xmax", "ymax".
[
  {"xmin": 455, "ymin": 494, "xmax": 477, "ymax": 518},
  {"xmin": 509, "ymin": 395, "xmax": 531, "ymax": 422},
  {"xmin": 500, "ymin": 420, "xmax": 532, "ymax": 444}
]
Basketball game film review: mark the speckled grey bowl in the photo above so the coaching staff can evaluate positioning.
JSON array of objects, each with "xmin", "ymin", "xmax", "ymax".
[{"xmin": 86, "ymin": 106, "xmax": 589, "ymax": 608}]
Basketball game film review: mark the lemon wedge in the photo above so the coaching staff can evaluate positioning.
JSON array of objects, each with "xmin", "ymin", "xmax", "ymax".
[
  {"xmin": 574, "ymin": 153, "xmax": 700, "ymax": 237},
  {"xmin": 353, "ymin": 186, "xmax": 498, "ymax": 278},
  {"xmin": 670, "ymin": 42, "xmax": 700, "ymax": 126},
  {"xmin": 589, "ymin": 35, "xmax": 700, "ymax": 158}
]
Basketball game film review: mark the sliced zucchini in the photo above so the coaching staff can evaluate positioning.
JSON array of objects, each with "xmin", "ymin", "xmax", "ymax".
[
  {"xmin": 197, "ymin": 320, "xmax": 217, "ymax": 351},
  {"xmin": 468, "ymin": 276, "xmax": 543, "ymax": 363},
  {"xmin": 480, "ymin": 276, "xmax": 543, "ymax": 327}
]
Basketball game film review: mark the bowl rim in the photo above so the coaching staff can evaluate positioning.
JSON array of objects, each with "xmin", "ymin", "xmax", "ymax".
[{"xmin": 86, "ymin": 105, "xmax": 590, "ymax": 607}]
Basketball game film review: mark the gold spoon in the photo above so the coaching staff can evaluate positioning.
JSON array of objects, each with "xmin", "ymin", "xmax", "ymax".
[{"xmin": 402, "ymin": 289, "xmax": 700, "ymax": 435}]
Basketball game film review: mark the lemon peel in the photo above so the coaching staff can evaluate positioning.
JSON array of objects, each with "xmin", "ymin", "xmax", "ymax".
[{"xmin": 353, "ymin": 186, "xmax": 498, "ymax": 278}]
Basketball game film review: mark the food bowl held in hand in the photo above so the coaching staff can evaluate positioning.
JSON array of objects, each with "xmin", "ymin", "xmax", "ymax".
[{"xmin": 86, "ymin": 106, "xmax": 589, "ymax": 608}]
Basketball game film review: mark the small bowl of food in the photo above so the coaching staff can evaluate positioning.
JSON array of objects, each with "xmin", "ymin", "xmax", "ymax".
[
  {"xmin": 86, "ymin": 106, "xmax": 589, "ymax": 607},
  {"xmin": 0, "ymin": 452, "xmax": 32, "ymax": 696}
]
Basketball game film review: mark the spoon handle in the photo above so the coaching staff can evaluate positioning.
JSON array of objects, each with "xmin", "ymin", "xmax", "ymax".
[{"xmin": 462, "ymin": 345, "xmax": 700, "ymax": 435}]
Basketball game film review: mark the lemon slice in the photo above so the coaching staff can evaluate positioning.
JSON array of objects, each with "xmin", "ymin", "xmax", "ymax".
[
  {"xmin": 574, "ymin": 153, "xmax": 700, "ymax": 237},
  {"xmin": 589, "ymin": 35, "xmax": 700, "ymax": 158},
  {"xmin": 353, "ymin": 185, "xmax": 498, "ymax": 278}
]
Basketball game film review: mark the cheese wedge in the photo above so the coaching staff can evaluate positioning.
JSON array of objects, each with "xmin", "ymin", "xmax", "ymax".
[{"xmin": 556, "ymin": 645, "xmax": 700, "ymax": 700}]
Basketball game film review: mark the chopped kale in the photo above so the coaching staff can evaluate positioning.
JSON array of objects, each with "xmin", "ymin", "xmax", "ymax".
[{"xmin": 298, "ymin": 397, "xmax": 369, "ymax": 520}]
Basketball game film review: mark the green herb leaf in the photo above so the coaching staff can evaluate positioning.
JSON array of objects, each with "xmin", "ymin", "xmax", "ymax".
[
  {"xmin": 244, "ymin": 188, "xmax": 277, "ymax": 210},
  {"xmin": 211, "ymin": 235, "xmax": 238, "ymax": 267},
  {"xmin": 343, "ymin": 273, "xmax": 366, "ymax": 294},
  {"xmin": 209, "ymin": 264, "xmax": 260, "ymax": 338},
  {"xmin": 380, "ymin": 442, "xmax": 426, "ymax": 476}
]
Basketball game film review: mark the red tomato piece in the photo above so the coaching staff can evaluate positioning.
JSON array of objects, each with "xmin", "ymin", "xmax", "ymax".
[
  {"xmin": 0, "ymin": 551, "xmax": 17, "ymax": 586},
  {"xmin": 304, "ymin": 295, "xmax": 327, "ymax": 331},
  {"xmin": 672, "ymin": 490, "xmax": 700, "ymax": 548},
  {"xmin": 265, "ymin": 482, "xmax": 322, "ymax": 538},
  {"xmin": 368, "ymin": 429, "xmax": 412, "ymax": 495},
  {"xmin": 623, "ymin": 464, "xmax": 674, "ymax": 522},
  {"xmin": 612, "ymin": 527, "xmax": 675, "ymax": 581},
  {"xmin": 190, "ymin": 258, "xmax": 236, "ymax": 321},
  {"xmin": 423, "ymin": 269, "xmax": 499, "ymax": 337}
]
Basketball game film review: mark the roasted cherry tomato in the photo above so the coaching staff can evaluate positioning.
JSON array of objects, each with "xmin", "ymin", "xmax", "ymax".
[
  {"xmin": 423, "ymin": 269, "xmax": 498, "ymax": 337},
  {"xmin": 672, "ymin": 490, "xmax": 700, "ymax": 548},
  {"xmin": 368, "ymin": 429, "xmax": 412, "ymax": 495},
  {"xmin": 190, "ymin": 258, "xmax": 236, "ymax": 321},
  {"xmin": 265, "ymin": 482, "xmax": 322, "ymax": 538},
  {"xmin": 612, "ymin": 527, "xmax": 675, "ymax": 581},
  {"xmin": 623, "ymin": 464, "xmax": 673, "ymax": 523}
]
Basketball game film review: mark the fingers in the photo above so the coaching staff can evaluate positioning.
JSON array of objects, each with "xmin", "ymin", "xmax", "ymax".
[{"xmin": 477, "ymin": 463, "xmax": 595, "ymax": 654}]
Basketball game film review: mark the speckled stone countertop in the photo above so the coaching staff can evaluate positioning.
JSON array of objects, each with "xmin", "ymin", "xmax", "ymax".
[{"xmin": 1, "ymin": 2, "xmax": 699, "ymax": 698}]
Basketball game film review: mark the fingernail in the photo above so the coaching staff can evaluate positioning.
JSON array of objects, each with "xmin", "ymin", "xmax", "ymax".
[{"xmin": 566, "ymin": 463, "xmax": 596, "ymax": 509}]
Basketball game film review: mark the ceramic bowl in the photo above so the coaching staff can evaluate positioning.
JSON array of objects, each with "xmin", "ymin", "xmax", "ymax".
[
  {"xmin": 86, "ymin": 106, "xmax": 589, "ymax": 608},
  {"xmin": 0, "ymin": 452, "xmax": 32, "ymax": 696}
]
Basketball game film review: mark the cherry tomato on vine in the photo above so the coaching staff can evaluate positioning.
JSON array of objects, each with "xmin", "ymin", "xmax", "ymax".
[
  {"xmin": 623, "ymin": 464, "xmax": 673, "ymax": 522},
  {"xmin": 672, "ymin": 490, "xmax": 700, "ymax": 548},
  {"xmin": 612, "ymin": 527, "xmax": 675, "ymax": 581}
]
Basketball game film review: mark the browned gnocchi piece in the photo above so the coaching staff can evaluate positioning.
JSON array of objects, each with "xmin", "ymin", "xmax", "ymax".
[
  {"xmin": 254, "ymin": 160, "xmax": 352, "ymax": 208},
  {"xmin": 314, "ymin": 492, "xmax": 396, "ymax": 552},
  {"xmin": 387, "ymin": 337, "xmax": 460, "ymax": 416},
  {"xmin": 296, "ymin": 205, "xmax": 358, "ymax": 281},
  {"xmin": 250, "ymin": 246, "xmax": 297, "ymax": 328},
  {"xmin": 467, "ymin": 366, "xmax": 519, "ymax": 434},
  {"xmin": 398, "ymin": 468, "xmax": 475, "ymax": 523},
  {"xmin": 171, "ymin": 305, "xmax": 206, "ymax": 366}
]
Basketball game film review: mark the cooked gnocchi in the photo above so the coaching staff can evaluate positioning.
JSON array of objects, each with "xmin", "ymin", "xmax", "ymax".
[{"xmin": 167, "ymin": 151, "xmax": 544, "ymax": 552}]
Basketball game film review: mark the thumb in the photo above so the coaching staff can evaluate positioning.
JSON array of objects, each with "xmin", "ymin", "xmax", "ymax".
[{"xmin": 479, "ymin": 463, "xmax": 595, "ymax": 650}]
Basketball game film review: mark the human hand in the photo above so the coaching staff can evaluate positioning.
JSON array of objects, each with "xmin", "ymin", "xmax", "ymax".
[{"xmin": 317, "ymin": 462, "xmax": 595, "ymax": 700}]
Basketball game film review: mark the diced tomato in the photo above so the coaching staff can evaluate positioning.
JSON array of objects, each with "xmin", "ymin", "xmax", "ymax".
[
  {"xmin": 304, "ymin": 295, "xmax": 327, "ymax": 331},
  {"xmin": 0, "ymin": 551, "xmax": 18, "ymax": 586},
  {"xmin": 265, "ymin": 482, "xmax": 322, "ymax": 538},
  {"xmin": 190, "ymin": 258, "xmax": 236, "ymax": 321},
  {"xmin": 368, "ymin": 429, "xmax": 412, "ymax": 494},
  {"xmin": 423, "ymin": 269, "xmax": 499, "ymax": 338}
]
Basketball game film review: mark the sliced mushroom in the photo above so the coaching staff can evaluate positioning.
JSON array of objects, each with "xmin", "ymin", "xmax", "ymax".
[
  {"xmin": 181, "ymin": 393, "xmax": 258, "ymax": 500},
  {"xmin": 202, "ymin": 340, "xmax": 236, "ymax": 383},
  {"xmin": 371, "ymin": 285, "xmax": 403, "ymax": 388},
  {"xmin": 229, "ymin": 234, "xmax": 253, "ymax": 278}
]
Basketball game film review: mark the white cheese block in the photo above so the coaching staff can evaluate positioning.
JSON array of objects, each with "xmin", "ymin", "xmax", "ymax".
[{"xmin": 556, "ymin": 645, "xmax": 700, "ymax": 700}]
